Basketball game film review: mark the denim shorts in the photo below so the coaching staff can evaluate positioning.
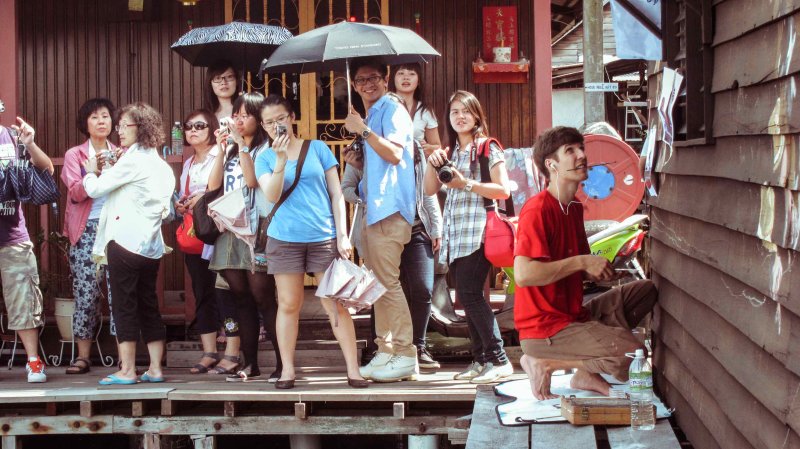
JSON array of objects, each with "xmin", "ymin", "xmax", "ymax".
[{"xmin": 265, "ymin": 237, "xmax": 337, "ymax": 274}]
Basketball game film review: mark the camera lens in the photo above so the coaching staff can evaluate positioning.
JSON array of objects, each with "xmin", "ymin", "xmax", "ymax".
[{"xmin": 437, "ymin": 165, "xmax": 454, "ymax": 183}]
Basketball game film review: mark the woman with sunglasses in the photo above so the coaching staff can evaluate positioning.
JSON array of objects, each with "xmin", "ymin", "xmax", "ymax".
[
  {"xmin": 83, "ymin": 102, "xmax": 176, "ymax": 385},
  {"xmin": 255, "ymin": 94, "xmax": 367, "ymax": 389},
  {"xmin": 61, "ymin": 98, "xmax": 121, "ymax": 375},
  {"xmin": 207, "ymin": 92, "xmax": 282, "ymax": 382},
  {"xmin": 205, "ymin": 61, "xmax": 241, "ymax": 121},
  {"xmin": 175, "ymin": 109, "xmax": 241, "ymax": 375}
]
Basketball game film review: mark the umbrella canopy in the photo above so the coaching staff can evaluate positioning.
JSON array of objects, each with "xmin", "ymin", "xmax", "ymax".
[
  {"xmin": 171, "ymin": 22, "xmax": 293, "ymax": 73},
  {"xmin": 263, "ymin": 21, "xmax": 440, "ymax": 74}
]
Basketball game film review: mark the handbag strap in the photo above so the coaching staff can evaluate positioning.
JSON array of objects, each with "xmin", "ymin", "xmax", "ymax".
[
  {"xmin": 477, "ymin": 138, "xmax": 515, "ymax": 217},
  {"xmin": 265, "ymin": 139, "xmax": 311, "ymax": 224},
  {"xmin": 184, "ymin": 155, "xmax": 194, "ymax": 197}
]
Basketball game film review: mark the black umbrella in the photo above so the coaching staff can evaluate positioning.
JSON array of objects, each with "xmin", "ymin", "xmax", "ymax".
[
  {"xmin": 264, "ymin": 21, "xmax": 440, "ymax": 106},
  {"xmin": 171, "ymin": 22, "xmax": 293, "ymax": 73}
]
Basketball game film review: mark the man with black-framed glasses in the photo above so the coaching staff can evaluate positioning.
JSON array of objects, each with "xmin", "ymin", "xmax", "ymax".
[{"xmin": 343, "ymin": 57, "xmax": 418, "ymax": 383}]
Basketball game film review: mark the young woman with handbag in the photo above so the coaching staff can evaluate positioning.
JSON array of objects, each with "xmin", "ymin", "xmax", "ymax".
[
  {"xmin": 206, "ymin": 92, "xmax": 282, "ymax": 382},
  {"xmin": 60, "ymin": 98, "xmax": 121, "ymax": 375},
  {"xmin": 255, "ymin": 94, "xmax": 367, "ymax": 389},
  {"xmin": 423, "ymin": 90, "xmax": 514, "ymax": 384},
  {"xmin": 83, "ymin": 102, "xmax": 176, "ymax": 385},
  {"xmin": 175, "ymin": 109, "xmax": 241, "ymax": 375}
]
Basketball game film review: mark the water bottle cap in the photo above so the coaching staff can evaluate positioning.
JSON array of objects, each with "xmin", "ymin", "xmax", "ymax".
[{"xmin": 635, "ymin": 348, "xmax": 644, "ymax": 358}]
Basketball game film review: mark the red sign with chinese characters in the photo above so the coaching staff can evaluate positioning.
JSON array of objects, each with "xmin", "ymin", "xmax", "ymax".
[{"xmin": 482, "ymin": 6, "xmax": 518, "ymax": 62}]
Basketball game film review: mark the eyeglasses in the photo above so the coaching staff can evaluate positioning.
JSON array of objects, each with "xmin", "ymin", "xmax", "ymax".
[
  {"xmin": 212, "ymin": 74, "xmax": 237, "ymax": 85},
  {"xmin": 184, "ymin": 121, "xmax": 209, "ymax": 131},
  {"xmin": 262, "ymin": 114, "xmax": 289, "ymax": 128},
  {"xmin": 353, "ymin": 75, "xmax": 383, "ymax": 87},
  {"xmin": 115, "ymin": 123, "xmax": 139, "ymax": 132},
  {"xmin": 232, "ymin": 113, "xmax": 252, "ymax": 122}
]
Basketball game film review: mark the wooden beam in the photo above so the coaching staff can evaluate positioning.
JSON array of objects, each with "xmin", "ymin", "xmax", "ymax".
[
  {"xmin": 533, "ymin": 0, "xmax": 553, "ymax": 134},
  {"xmin": 465, "ymin": 386, "xmax": 527, "ymax": 449},
  {"xmin": 0, "ymin": 0, "xmax": 17, "ymax": 122},
  {"xmin": 80, "ymin": 401, "xmax": 96, "ymax": 418},
  {"xmin": 294, "ymin": 402, "xmax": 308, "ymax": 420},
  {"xmin": 132, "ymin": 401, "xmax": 148, "ymax": 418},
  {"xmin": 393, "ymin": 403, "xmax": 405, "ymax": 420},
  {"xmin": 161, "ymin": 400, "xmax": 177, "ymax": 417},
  {"xmin": 190, "ymin": 435, "xmax": 216, "ymax": 449},
  {"xmin": 223, "ymin": 401, "xmax": 237, "ymax": 418},
  {"xmin": 582, "ymin": 0, "xmax": 605, "ymax": 124}
]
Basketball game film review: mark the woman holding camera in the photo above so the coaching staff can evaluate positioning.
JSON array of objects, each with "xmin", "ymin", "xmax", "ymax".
[
  {"xmin": 255, "ymin": 94, "xmax": 367, "ymax": 389},
  {"xmin": 61, "ymin": 98, "xmax": 120, "ymax": 375},
  {"xmin": 83, "ymin": 102, "xmax": 176, "ymax": 385},
  {"xmin": 207, "ymin": 92, "xmax": 282, "ymax": 382},
  {"xmin": 423, "ymin": 90, "xmax": 513, "ymax": 384}
]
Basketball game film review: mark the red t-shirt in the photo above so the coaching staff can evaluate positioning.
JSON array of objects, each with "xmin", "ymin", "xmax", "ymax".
[{"xmin": 514, "ymin": 190, "xmax": 590, "ymax": 339}]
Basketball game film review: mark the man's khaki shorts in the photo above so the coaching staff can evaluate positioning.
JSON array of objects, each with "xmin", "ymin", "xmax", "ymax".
[{"xmin": 0, "ymin": 241, "xmax": 44, "ymax": 330}]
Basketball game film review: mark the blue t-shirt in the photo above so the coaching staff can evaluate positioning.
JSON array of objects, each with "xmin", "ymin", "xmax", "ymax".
[
  {"xmin": 254, "ymin": 139, "xmax": 339, "ymax": 243},
  {"xmin": 360, "ymin": 94, "xmax": 416, "ymax": 226}
]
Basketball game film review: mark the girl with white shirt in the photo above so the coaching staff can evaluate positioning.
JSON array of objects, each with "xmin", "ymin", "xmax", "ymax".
[
  {"xmin": 60, "ymin": 98, "xmax": 121, "ymax": 375},
  {"xmin": 207, "ymin": 92, "xmax": 282, "ymax": 382},
  {"xmin": 83, "ymin": 102, "xmax": 176, "ymax": 385}
]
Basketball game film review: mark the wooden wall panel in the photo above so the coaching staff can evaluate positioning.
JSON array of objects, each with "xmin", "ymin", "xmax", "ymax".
[
  {"xmin": 713, "ymin": 75, "xmax": 800, "ymax": 137},
  {"xmin": 389, "ymin": 0, "xmax": 538, "ymax": 149},
  {"xmin": 714, "ymin": 0, "xmax": 800, "ymax": 45},
  {"xmin": 17, "ymin": 0, "xmax": 225, "ymax": 296}
]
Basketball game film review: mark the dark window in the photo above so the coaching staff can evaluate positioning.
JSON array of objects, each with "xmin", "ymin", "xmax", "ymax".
[{"xmin": 662, "ymin": 0, "xmax": 714, "ymax": 145}]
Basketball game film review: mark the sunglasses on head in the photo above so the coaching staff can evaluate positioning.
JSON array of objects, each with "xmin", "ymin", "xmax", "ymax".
[{"xmin": 184, "ymin": 122, "xmax": 209, "ymax": 131}]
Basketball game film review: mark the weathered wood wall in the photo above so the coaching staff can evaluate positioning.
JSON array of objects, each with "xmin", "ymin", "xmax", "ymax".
[
  {"xmin": 15, "ymin": 0, "xmax": 224, "ymax": 311},
  {"xmin": 390, "ymin": 0, "xmax": 539, "ymax": 148},
  {"xmin": 649, "ymin": 1, "xmax": 800, "ymax": 448}
]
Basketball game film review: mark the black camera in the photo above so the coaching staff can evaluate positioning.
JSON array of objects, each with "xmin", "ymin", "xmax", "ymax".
[
  {"xmin": 436, "ymin": 158, "xmax": 456, "ymax": 183},
  {"xmin": 345, "ymin": 137, "xmax": 364, "ymax": 161}
]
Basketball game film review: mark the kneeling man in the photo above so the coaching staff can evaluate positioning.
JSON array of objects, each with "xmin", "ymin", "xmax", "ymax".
[{"xmin": 514, "ymin": 126, "xmax": 657, "ymax": 400}]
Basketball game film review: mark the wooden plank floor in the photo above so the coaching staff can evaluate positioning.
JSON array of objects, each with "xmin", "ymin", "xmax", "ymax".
[{"xmin": 0, "ymin": 364, "xmax": 526, "ymax": 405}]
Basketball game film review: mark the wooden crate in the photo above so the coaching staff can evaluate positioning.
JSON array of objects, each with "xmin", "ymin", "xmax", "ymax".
[{"xmin": 560, "ymin": 396, "xmax": 647, "ymax": 426}]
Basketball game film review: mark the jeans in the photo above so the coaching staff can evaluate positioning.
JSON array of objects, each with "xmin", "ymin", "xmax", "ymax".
[
  {"xmin": 107, "ymin": 241, "xmax": 165, "ymax": 344},
  {"xmin": 399, "ymin": 231, "xmax": 434, "ymax": 349},
  {"xmin": 184, "ymin": 254, "xmax": 219, "ymax": 334},
  {"xmin": 450, "ymin": 246, "xmax": 508, "ymax": 365}
]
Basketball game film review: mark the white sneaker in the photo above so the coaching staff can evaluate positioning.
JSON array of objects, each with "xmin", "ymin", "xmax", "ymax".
[
  {"xmin": 453, "ymin": 361, "xmax": 484, "ymax": 380},
  {"xmin": 371, "ymin": 355, "xmax": 419, "ymax": 382},
  {"xmin": 470, "ymin": 361, "xmax": 514, "ymax": 384},
  {"xmin": 359, "ymin": 352, "xmax": 393, "ymax": 380},
  {"xmin": 26, "ymin": 357, "xmax": 47, "ymax": 383}
]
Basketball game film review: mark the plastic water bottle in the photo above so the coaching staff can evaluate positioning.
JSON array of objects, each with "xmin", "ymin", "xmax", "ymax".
[
  {"xmin": 171, "ymin": 122, "xmax": 183, "ymax": 155},
  {"xmin": 629, "ymin": 348, "xmax": 655, "ymax": 431}
]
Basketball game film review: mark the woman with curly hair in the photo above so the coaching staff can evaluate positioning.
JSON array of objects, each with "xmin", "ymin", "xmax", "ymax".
[{"xmin": 82, "ymin": 102, "xmax": 176, "ymax": 385}]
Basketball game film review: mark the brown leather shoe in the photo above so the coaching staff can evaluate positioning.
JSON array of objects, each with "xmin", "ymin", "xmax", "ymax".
[
  {"xmin": 275, "ymin": 378, "xmax": 295, "ymax": 389},
  {"xmin": 347, "ymin": 377, "xmax": 370, "ymax": 389}
]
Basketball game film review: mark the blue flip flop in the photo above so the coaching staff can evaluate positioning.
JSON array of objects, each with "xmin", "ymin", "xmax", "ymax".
[
  {"xmin": 139, "ymin": 371, "xmax": 165, "ymax": 383},
  {"xmin": 98, "ymin": 374, "xmax": 137, "ymax": 385}
]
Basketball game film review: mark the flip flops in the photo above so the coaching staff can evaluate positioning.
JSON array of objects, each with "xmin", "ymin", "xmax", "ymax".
[
  {"xmin": 98, "ymin": 374, "xmax": 137, "ymax": 385},
  {"xmin": 139, "ymin": 371, "xmax": 165, "ymax": 383}
]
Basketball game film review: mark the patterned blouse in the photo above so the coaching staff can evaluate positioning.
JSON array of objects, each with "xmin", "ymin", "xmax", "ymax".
[{"xmin": 439, "ymin": 138, "xmax": 505, "ymax": 265}]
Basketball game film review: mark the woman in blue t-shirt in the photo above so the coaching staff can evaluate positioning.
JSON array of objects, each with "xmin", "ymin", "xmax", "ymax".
[{"xmin": 255, "ymin": 94, "xmax": 367, "ymax": 389}]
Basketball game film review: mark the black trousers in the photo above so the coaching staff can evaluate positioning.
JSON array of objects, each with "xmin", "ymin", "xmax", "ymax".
[
  {"xmin": 184, "ymin": 254, "xmax": 219, "ymax": 334},
  {"xmin": 107, "ymin": 241, "xmax": 165, "ymax": 344}
]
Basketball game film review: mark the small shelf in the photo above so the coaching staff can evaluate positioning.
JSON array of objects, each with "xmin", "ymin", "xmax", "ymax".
[{"xmin": 472, "ymin": 61, "xmax": 530, "ymax": 84}]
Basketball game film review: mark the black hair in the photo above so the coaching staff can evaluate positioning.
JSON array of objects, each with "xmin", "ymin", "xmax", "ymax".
[
  {"xmin": 389, "ymin": 63, "xmax": 433, "ymax": 118},
  {"xmin": 533, "ymin": 126, "xmax": 584, "ymax": 180},
  {"xmin": 204, "ymin": 61, "xmax": 241, "ymax": 114},
  {"xmin": 76, "ymin": 98, "xmax": 116, "ymax": 137},
  {"xmin": 182, "ymin": 108, "xmax": 219, "ymax": 146},
  {"xmin": 262, "ymin": 94, "xmax": 294, "ymax": 117},
  {"xmin": 350, "ymin": 57, "xmax": 388, "ymax": 79},
  {"xmin": 229, "ymin": 92, "xmax": 268, "ymax": 158}
]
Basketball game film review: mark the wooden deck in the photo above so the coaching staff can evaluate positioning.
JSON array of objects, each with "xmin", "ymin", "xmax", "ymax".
[
  {"xmin": 465, "ymin": 385, "xmax": 682, "ymax": 449},
  {"xmin": 0, "ymin": 364, "xmax": 517, "ymax": 445}
]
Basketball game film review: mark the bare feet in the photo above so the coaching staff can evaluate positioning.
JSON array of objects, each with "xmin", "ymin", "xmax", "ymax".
[
  {"xmin": 520, "ymin": 354, "xmax": 559, "ymax": 400},
  {"xmin": 570, "ymin": 369, "xmax": 611, "ymax": 396}
]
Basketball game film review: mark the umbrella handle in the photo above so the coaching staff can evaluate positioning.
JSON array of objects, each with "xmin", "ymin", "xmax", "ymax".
[
  {"xmin": 348, "ymin": 201, "xmax": 360, "ymax": 241},
  {"xmin": 346, "ymin": 59, "xmax": 352, "ymax": 111}
]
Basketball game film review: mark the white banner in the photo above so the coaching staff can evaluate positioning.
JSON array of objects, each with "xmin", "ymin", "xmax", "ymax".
[{"xmin": 610, "ymin": 0, "xmax": 662, "ymax": 60}]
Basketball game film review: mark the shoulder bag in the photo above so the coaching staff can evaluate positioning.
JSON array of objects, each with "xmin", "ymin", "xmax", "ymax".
[
  {"xmin": 192, "ymin": 184, "xmax": 224, "ymax": 245},
  {"xmin": 175, "ymin": 158, "xmax": 206, "ymax": 254},
  {"xmin": 4, "ymin": 126, "xmax": 60, "ymax": 206},
  {"xmin": 477, "ymin": 137, "xmax": 518, "ymax": 268}
]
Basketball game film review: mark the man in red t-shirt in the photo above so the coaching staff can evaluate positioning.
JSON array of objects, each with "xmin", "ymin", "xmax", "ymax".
[{"xmin": 514, "ymin": 126, "xmax": 657, "ymax": 400}]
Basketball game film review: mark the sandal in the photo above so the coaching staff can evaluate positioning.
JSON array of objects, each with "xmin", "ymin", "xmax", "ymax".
[
  {"xmin": 209, "ymin": 355, "xmax": 240, "ymax": 375},
  {"xmin": 190, "ymin": 352, "xmax": 221, "ymax": 374},
  {"xmin": 66, "ymin": 357, "xmax": 91, "ymax": 375}
]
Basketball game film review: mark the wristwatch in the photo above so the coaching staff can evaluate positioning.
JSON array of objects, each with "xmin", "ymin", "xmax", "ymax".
[
  {"xmin": 464, "ymin": 180, "xmax": 476, "ymax": 192},
  {"xmin": 240, "ymin": 146, "xmax": 251, "ymax": 154},
  {"xmin": 361, "ymin": 127, "xmax": 373, "ymax": 139}
]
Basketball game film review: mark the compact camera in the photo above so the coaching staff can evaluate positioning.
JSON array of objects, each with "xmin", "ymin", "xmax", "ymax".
[
  {"xmin": 276, "ymin": 124, "xmax": 288, "ymax": 138},
  {"xmin": 345, "ymin": 137, "xmax": 364, "ymax": 161}
]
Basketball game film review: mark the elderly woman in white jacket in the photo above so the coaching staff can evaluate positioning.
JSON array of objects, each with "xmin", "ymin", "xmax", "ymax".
[{"xmin": 82, "ymin": 102, "xmax": 175, "ymax": 386}]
